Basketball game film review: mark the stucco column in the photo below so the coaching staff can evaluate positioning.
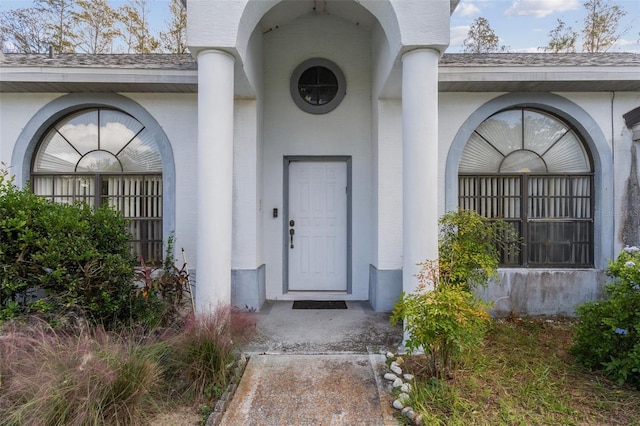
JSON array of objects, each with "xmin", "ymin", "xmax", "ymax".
[
  {"xmin": 402, "ymin": 48, "xmax": 440, "ymax": 294},
  {"xmin": 196, "ymin": 49, "xmax": 235, "ymax": 311}
]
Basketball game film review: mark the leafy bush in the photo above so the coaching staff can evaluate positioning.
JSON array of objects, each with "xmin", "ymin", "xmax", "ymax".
[
  {"xmin": 438, "ymin": 209, "xmax": 520, "ymax": 291},
  {"xmin": 571, "ymin": 246, "xmax": 640, "ymax": 387},
  {"xmin": 391, "ymin": 210, "xmax": 517, "ymax": 379},
  {"xmin": 0, "ymin": 166, "xmax": 145, "ymax": 326},
  {"xmin": 391, "ymin": 261, "xmax": 491, "ymax": 379}
]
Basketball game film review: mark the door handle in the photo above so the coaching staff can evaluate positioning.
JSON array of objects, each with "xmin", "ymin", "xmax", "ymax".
[{"xmin": 289, "ymin": 227, "xmax": 295, "ymax": 249}]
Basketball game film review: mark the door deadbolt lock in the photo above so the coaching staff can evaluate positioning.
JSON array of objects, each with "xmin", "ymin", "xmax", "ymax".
[{"xmin": 289, "ymin": 220, "xmax": 295, "ymax": 227}]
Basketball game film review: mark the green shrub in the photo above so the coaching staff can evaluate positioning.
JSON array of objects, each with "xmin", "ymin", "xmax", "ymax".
[
  {"xmin": 571, "ymin": 246, "xmax": 640, "ymax": 387},
  {"xmin": 392, "ymin": 210, "xmax": 517, "ymax": 379},
  {"xmin": 0, "ymin": 166, "xmax": 148, "ymax": 326},
  {"xmin": 391, "ymin": 272, "xmax": 491, "ymax": 379},
  {"xmin": 438, "ymin": 209, "xmax": 520, "ymax": 291}
]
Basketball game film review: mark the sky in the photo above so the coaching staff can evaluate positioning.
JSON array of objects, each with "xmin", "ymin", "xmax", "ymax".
[
  {"xmin": 449, "ymin": 0, "xmax": 640, "ymax": 53},
  {"xmin": 1, "ymin": 0, "xmax": 639, "ymax": 54}
]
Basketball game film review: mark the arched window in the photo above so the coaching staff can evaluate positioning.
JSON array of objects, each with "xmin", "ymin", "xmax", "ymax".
[
  {"xmin": 31, "ymin": 108, "xmax": 163, "ymax": 262},
  {"xmin": 458, "ymin": 108, "xmax": 593, "ymax": 267}
]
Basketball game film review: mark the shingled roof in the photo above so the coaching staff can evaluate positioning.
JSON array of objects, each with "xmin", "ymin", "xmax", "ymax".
[
  {"xmin": 1, "ymin": 52, "xmax": 638, "ymax": 93},
  {"xmin": 0, "ymin": 53, "xmax": 198, "ymax": 69},
  {"xmin": 439, "ymin": 52, "xmax": 640, "ymax": 67},
  {"xmin": 1, "ymin": 52, "xmax": 639, "ymax": 68}
]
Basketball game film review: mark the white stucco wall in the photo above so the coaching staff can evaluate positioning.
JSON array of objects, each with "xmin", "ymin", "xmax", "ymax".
[
  {"xmin": 231, "ymin": 22, "xmax": 264, "ymax": 271},
  {"xmin": 391, "ymin": 0, "xmax": 450, "ymax": 50},
  {"xmin": 0, "ymin": 93, "xmax": 61, "ymax": 175},
  {"xmin": 261, "ymin": 13, "xmax": 373, "ymax": 300},
  {"xmin": 373, "ymin": 99, "xmax": 402, "ymax": 270},
  {"xmin": 233, "ymin": 99, "xmax": 262, "ymax": 270},
  {"xmin": 1, "ymin": 56, "xmax": 637, "ymax": 317},
  {"xmin": 370, "ymin": 92, "xmax": 501, "ymax": 273},
  {"xmin": 187, "ymin": 0, "xmax": 247, "ymax": 54},
  {"xmin": 600, "ymin": 92, "xmax": 640, "ymax": 253},
  {"xmin": 352, "ymin": 84, "xmax": 639, "ymax": 313}
]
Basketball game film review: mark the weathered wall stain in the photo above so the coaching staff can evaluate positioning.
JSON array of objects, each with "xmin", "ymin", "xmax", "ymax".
[
  {"xmin": 621, "ymin": 143, "xmax": 640, "ymax": 246},
  {"xmin": 476, "ymin": 270, "xmax": 606, "ymax": 317}
]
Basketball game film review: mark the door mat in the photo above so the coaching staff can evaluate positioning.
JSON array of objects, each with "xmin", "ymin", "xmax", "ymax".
[{"xmin": 292, "ymin": 300, "xmax": 347, "ymax": 309}]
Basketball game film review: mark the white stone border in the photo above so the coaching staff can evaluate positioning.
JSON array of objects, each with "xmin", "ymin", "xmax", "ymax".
[{"xmin": 383, "ymin": 351, "xmax": 424, "ymax": 425}]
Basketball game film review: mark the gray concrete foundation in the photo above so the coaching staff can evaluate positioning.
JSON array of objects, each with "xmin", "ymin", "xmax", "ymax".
[
  {"xmin": 368, "ymin": 265, "xmax": 402, "ymax": 312},
  {"xmin": 231, "ymin": 264, "xmax": 266, "ymax": 311}
]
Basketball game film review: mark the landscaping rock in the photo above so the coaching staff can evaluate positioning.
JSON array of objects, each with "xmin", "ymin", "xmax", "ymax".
[
  {"xmin": 386, "ymin": 353, "xmax": 421, "ymax": 424},
  {"xmin": 414, "ymin": 413, "xmax": 424, "ymax": 426},
  {"xmin": 404, "ymin": 409, "xmax": 415, "ymax": 420},
  {"xmin": 392, "ymin": 399, "xmax": 404, "ymax": 410},
  {"xmin": 384, "ymin": 372, "xmax": 398, "ymax": 381}
]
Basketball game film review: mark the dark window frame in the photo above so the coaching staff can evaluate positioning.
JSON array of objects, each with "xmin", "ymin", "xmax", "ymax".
[
  {"xmin": 459, "ymin": 172, "xmax": 594, "ymax": 268},
  {"xmin": 290, "ymin": 58, "xmax": 346, "ymax": 114}
]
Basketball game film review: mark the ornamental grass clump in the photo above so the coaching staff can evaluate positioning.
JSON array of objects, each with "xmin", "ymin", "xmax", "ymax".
[
  {"xmin": 0, "ymin": 305, "xmax": 256, "ymax": 423},
  {"xmin": 167, "ymin": 305, "xmax": 256, "ymax": 399},
  {"xmin": 571, "ymin": 246, "xmax": 640, "ymax": 387},
  {"xmin": 0, "ymin": 317, "xmax": 167, "ymax": 425}
]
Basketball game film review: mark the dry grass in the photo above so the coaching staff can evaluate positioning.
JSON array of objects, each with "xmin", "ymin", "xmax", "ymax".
[{"xmin": 400, "ymin": 317, "xmax": 640, "ymax": 426}]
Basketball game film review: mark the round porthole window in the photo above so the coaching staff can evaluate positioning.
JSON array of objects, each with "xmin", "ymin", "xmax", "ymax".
[{"xmin": 290, "ymin": 58, "xmax": 346, "ymax": 114}]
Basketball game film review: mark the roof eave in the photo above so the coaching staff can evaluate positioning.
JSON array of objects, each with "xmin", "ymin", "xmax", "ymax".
[
  {"xmin": 0, "ymin": 67, "xmax": 198, "ymax": 93},
  {"xmin": 439, "ymin": 66, "xmax": 640, "ymax": 92}
]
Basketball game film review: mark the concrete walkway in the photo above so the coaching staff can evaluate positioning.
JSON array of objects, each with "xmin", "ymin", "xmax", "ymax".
[{"xmin": 219, "ymin": 301, "xmax": 403, "ymax": 425}]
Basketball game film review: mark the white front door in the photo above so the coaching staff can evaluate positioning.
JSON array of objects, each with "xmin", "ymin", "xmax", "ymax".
[{"xmin": 287, "ymin": 160, "xmax": 348, "ymax": 291}]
